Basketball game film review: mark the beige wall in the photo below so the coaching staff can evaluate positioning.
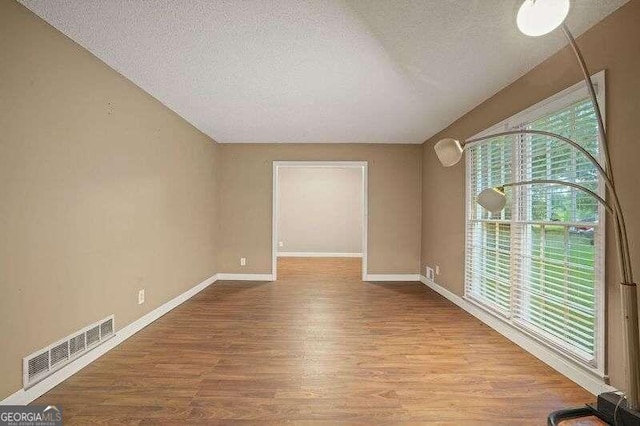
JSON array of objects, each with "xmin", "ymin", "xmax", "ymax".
[
  {"xmin": 218, "ymin": 144, "xmax": 422, "ymax": 274},
  {"xmin": 421, "ymin": 0, "xmax": 640, "ymax": 389},
  {"xmin": 0, "ymin": 1, "xmax": 219, "ymax": 399},
  {"xmin": 278, "ymin": 167, "xmax": 363, "ymax": 254}
]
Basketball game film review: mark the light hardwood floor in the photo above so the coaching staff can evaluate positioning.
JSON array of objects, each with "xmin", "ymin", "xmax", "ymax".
[{"xmin": 32, "ymin": 258, "xmax": 602, "ymax": 424}]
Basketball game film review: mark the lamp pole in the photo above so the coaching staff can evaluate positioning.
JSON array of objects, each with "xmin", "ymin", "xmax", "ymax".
[
  {"xmin": 462, "ymin": 121, "xmax": 640, "ymax": 413},
  {"xmin": 559, "ymin": 23, "xmax": 639, "ymax": 410},
  {"xmin": 458, "ymin": 24, "xmax": 640, "ymax": 412},
  {"xmin": 562, "ymin": 24, "xmax": 640, "ymax": 411},
  {"xmin": 433, "ymin": 1, "xmax": 640, "ymax": 421}
]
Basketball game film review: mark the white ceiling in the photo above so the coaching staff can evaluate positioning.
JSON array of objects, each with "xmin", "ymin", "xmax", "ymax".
[{"xmin": 19, "ymin": 0, "xmax": 627, "ymax": 144}]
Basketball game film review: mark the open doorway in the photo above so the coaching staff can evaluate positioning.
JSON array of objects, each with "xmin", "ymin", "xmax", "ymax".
[{"xmin": 272, "ymin": 161, "xmax": 368, "ymax": 281}]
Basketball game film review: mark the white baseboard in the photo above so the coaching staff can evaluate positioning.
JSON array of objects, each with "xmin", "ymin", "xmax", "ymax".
[
  {"xmin": 277, "ymin": 252, "xmax": 363, "ymax": 258},
  {"xmin": 0, "ymin": 273, "xmax": 218, "ymax": 406},
  {"xmin": 364, "ymin": 274, "xmax": 420, "ymax": 282},
  {"xmin": 419, "ymin": 275, "xmax": 615, "ymax": 396},
  {"xmin": 216, "ymin": 273, "xmax": 274, "ymax": 281}
]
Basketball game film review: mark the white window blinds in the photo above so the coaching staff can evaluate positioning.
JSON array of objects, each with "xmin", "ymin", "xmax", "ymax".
[{"xmin": 465, "ymin": 95, "xmax": 604, "ymax": 367}]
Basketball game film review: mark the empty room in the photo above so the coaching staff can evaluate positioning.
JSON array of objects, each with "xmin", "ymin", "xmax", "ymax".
[{"xmin": 1, "ymin": 0, "xmax": 640, "ymax": 424}]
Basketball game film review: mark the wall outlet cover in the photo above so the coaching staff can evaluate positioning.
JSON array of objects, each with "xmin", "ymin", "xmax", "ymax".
[
  {"xmin": 240, "ymin": 257, "xmax": 247, "ymax": 266},
  {"xmin": 138, "ymin": 289, "xmax": 145, "ymax": 305}
]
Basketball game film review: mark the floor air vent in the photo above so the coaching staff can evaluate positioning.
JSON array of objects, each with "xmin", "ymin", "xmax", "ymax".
[
  {"xmin": 86, "ymin": 325, "xmax": 100, "ymax": 347},
  {"xmin": 69, "ymin": 333, "xmax": 85, "ymax": 357},
  {"xmin": 27, "ymin": 352, "xmax": 50, "ymax": 383},
  {"xmin": 23, "ymin": 315, "xmax": 114, "ymax": 389},
  {"xmin": 50, "ymin": 342, "xmax": 69, "ymax": 367},
  {"xmin": 100, "ymin": 318, "xmax": 114, "ymax": 338}
]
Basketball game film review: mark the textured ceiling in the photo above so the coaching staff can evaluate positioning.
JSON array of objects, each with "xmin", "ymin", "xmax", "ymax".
[{"xmin": 19, "ymin": 0, "xmax": 628, "ymax": 143}]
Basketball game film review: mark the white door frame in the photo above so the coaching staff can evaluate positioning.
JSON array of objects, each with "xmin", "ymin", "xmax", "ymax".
[{"xmin": 272, "ymin": 161, "xmax": 368, "ymax": 281}]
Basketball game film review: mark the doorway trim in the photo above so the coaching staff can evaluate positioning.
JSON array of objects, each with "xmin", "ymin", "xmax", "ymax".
[{"xmin": 272, "ymin": 161, "xmax": 368, "ymax": 281}]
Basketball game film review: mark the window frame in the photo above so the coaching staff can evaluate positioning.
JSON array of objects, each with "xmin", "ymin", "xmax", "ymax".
[{"xmin": 464, "ymin": 71, "xmax": 606, "ymax": 377}]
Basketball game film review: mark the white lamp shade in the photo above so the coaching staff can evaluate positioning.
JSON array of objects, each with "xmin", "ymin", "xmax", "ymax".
[
  {"xmin": 434, "ymin": 138, "xmax": 463, "ymax": 167},
  {"xmin": 517, "ymin": 0, "xmax": 570, "ymax": 37},
  {"xmin": 477, "ymin": 187, "xmax": 507, "ymax": 214}
]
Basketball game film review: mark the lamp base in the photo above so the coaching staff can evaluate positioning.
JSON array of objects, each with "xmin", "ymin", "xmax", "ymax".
[{"xmin": 547, "ymin": 392, "xmax": 640, "ymax": 425}]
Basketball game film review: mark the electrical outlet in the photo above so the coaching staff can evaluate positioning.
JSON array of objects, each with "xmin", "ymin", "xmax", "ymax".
[
  {"xmin": 240, "ymin": 257, "xmax": 247, "ymax": 266},
  {"xmin": 435, "ymin": 265, "xmax": 440, "ymax": 275},
  {"xmin": 426, "ymin": 266, "xmax": 435, "ymax": 281},
  {"xmin": 278, "ymin": 241, "xmax": 284, "ymax": 248},
  {"xmin": 138, "ymin": 289, "xmax": 145, "ymax": 305}
]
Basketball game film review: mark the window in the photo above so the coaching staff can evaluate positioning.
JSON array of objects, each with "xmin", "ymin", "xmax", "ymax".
[{"xmin": 465, "ymin": 73, "xmax": 605, "ymax": 370}]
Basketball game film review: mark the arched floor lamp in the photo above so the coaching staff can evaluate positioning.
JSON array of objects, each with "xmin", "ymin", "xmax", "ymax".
[{"xmin": 433, "ymin": 1, "xmax": 639, "ymax": 424}]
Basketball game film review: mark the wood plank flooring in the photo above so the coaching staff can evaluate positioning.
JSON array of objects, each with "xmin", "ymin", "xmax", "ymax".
[{"xmin": 32, "ymin": 258, "xmax": 601, "ymax": 424}]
